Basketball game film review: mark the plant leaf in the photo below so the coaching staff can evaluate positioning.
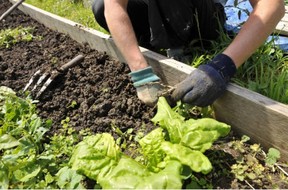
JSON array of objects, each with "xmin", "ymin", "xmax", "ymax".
[
  {"xmin": 265, "ymin": 148, "xmax": 280, "ymax": 165},
  {"xmin": 0, "ymin": 134, "xmax": 20, "ymax": 150}
]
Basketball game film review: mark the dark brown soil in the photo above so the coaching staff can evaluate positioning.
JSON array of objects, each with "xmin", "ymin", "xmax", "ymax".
[
  {"xmin": 0, "ymin": 0, "xmax": 156, "ymax": 136},
  {"xmin": 0, "ymin": 0, "xmax": 287, "ymax": 189}
]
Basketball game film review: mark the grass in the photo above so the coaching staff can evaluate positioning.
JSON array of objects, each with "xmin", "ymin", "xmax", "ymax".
[
  {"xmin": 188, "ymin": 31, "xmax": 288, "ymax": 104},
  {"xmin": 234, "ymin": 40, "xmax": 288, "ymax": 104},
  {"xmin": 24, "ymin": 0, "xmax": 288, "ymax": 104},
  {"xmin": 25, "ymin": 0, "xmax": 107, "ymax": 33}
]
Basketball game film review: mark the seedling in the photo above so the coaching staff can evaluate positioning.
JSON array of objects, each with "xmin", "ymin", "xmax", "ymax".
[
  {"xmin": 265, "ymin": 148, "xmax": 281, "ymax": 166},
  {"xmin": 0, "ymin": 26, "xmax": 39, "ymax": 48},
  {"xmin": 66, "ymin": 100, "xmax": 77, "ymax": 108}
]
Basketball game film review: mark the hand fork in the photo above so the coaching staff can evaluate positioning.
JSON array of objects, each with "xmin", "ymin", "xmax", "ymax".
[{"xmin": 23, "ymin": 54, "xmax": 84, "ymax": 98}]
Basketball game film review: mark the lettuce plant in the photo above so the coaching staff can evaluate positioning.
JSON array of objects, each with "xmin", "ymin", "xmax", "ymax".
[{"xmin": 70, "ymin": 97, "xmax": 231, "ymax": 189}]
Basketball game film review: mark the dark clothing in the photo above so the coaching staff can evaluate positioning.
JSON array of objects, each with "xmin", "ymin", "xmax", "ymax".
[{"xmin": 92, "ymin": 0, "xmax": 225, "ymax": 49}]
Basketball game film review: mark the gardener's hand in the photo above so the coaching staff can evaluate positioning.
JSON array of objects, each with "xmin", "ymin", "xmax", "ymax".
[
  {"xmin": 129, "ymin": 66, "xmax": 164, "ymax": 107},
  {"xmin": 172, "ymin": 54, "xmax": 237, "ymax": 107}
]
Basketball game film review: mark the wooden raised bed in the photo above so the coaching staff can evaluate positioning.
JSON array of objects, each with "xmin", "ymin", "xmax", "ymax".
[{"xmin": 9, "ymin": 0, "xmax": 288, "ymax": 161}]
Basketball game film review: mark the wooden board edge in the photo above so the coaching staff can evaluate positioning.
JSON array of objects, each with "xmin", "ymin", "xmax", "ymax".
[
  {"xmin": 10, "ymin": 0, "xmax": 288, "ymax": 161},
  {"xmin": 214, "ymin": 84, "xmax": 288, "ymax": 161},
  {"xmin": 275, "ymin": 22, "xmax": 288, "ymax": 36},
  {"xmin": 275, "ymin": 6, "xmax": 288, "ymax": 36}
]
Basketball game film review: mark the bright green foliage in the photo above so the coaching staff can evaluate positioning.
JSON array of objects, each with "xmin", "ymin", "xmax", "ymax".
[
  {"xmin": 191, "ymin": 33, "xmax": 288, "ymax": 104},
  {"xmin": 188, "ymin": 29, "xmax": 288, "ymax": 104},
  {"xmin": 70, "ymin": 97, "xmax": 231, "ymax": 189},
  {"xmin": 0, "ymin": 27, "xmax": 40, "ymax": 48},
  {"xmin": 0, "ymin": 86, "xmax": 52, "ymax": 188},
  {"xmin": 56, "ymin": 166, "xmax": 84, "ymax": 189},
  {"xmin": 235, "ymin": 39, "xmax": 288, "ymax": 104},
  {"xmin": 69, "ymin": 133, "xmax": 187, "ymax": 189},
  {"xmin": 0, "ymin": 87, "xmax": 230, "ymax": 189},
  {"xmin": 0, "ymin": 86, "xmax": 85, "ymax": 189},
  {"xmin": 265, "ymin": 148, "xmax": 281, "ymax": 166}
]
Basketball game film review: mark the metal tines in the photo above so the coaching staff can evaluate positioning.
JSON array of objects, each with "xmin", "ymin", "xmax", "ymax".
[{"xmin": 23, "ymin": 54, "xmax": 84, "ymax": 98}]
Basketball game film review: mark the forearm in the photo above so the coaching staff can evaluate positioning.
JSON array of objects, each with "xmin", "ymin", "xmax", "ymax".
[
  {"xmin": 223, "ymin": 0, "xmax": 285, "ymax": 68},
  {"xmin": 104, "ymin": 0, "xmax": 148, "ymax": 71}
]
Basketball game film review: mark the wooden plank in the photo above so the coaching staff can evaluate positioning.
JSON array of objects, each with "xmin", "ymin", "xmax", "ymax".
[
  {"xmin": 275, "ymin": 21, "xmax": 288, "ymax": 36},
  {"xmin": 10, "ymin": 0, "xmax": 288, "ymax": 161},
  {"xmin": 214, "ymin": 84, "xmax": 288, "ymax": 159},
  {"xmin": 280, "ymin": 14, "xmax": 288, "ymax": 23},
  {"xmin": 275, "ymin": 6, "xmax": 288, "ymax": 35}
]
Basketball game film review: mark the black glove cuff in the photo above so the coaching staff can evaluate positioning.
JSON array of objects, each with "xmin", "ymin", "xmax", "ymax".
[{"xmin": 206, "ymin": 54, "xmax": 237, "ymax": 83}]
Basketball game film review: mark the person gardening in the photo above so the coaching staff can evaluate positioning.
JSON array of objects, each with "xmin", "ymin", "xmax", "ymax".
[{"xmin": 92, "ymin": 0, "xmax": 285, "ymax": 107}]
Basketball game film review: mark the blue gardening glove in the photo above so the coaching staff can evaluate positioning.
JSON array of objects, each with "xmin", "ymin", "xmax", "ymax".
[
  {"xmin": 172, "ymin": 54, "xmax": 237, "ymax": 107},
  {"xmin": 129, "ymin": 66, "xmax": 164, "ymax": 107}
]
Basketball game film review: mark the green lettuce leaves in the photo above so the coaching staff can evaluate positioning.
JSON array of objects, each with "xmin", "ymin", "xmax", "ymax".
[{"xmin": 70, "ymin": 97, "xmax": 231, "ymax": 189}]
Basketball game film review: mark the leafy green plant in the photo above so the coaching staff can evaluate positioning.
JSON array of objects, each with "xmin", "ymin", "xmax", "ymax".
[
  {"xmin": 111, "ymin": 124, "xmax": 134, "ymax": 150},
  {"xmin": 67, "ymin": 100, "xmax": 78, "ymax": 109},
  {"xmin": 265, "ymin": 148, "xmax": 281, "ymax": 166},
  {"xmin": 229, "ymin": 135, "xmax": 287, "ymax": 188},
  {"xmin": 0, "ymin": 26, "xmax": 41, "ymax": 48},
  {"xmin": 0, "ymin": 86, "xmax": 52, "ymax": 188},
  {"xmin": 0, "ymin": 86, "xmax": 86, "ymax": 189},
  {"xmin": 69, "ymin": 97, "xmax": 231, "ymax": 189},
  {"xmin": 1, "ymin": 87, "xmax": 229, "ymax": 189}
]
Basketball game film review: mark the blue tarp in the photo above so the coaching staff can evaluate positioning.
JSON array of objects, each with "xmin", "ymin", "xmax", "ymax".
[{"xmin": 224, "ymin": 0, "xmax": 288, "ymax": 51}]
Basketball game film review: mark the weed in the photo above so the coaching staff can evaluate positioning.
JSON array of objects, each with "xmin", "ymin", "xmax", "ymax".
[
  {"xmin": 0, "ymin": 26, "xmax": 41, "ymax": 48},
  {"xmin": 228, "ymin": 135, "xmax": 288, "ymax": 189},
  {"xmin": 66, "ymin": 100, "xmax": 77, "ymax": 109}
]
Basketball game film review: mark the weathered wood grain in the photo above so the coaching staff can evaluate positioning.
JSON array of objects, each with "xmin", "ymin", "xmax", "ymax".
[{"xmin": 214, "ymin": 84, "xmax": 288, "ymax": 159}]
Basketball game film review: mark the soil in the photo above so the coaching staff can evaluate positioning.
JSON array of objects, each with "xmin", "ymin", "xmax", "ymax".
[
  {"xmin": 0, "ymin": 0, "xmax": 287, "ymax": 189},
  {"xmin": 0, "ymin": 0, "xmax": 156, "ymax": 136}
]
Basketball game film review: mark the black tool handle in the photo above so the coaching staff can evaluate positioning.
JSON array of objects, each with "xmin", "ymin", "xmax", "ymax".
[{"xmin": 60, "ymin": 55, "xmax": 84, "ymax": 72}]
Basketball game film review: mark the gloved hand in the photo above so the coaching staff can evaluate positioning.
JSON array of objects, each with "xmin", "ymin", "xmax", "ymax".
[
  {"xmin": 129, "ymin": 66, "xmax": 163, "ymax": 107},
  {"xmin": 172, "ymin": 54, "xmax": 237, "ymax": 107}
]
